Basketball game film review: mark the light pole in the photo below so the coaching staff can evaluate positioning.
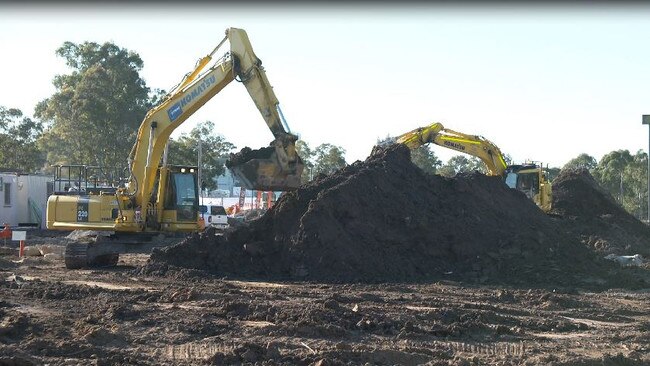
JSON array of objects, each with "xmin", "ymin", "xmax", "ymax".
[
  {"xmin": 642, "ymin": 115, "xmax": 650, "ymax": 223},
  {"xmin": 197, "ymin": 138, "xmax": 202, "ymax": 204}
]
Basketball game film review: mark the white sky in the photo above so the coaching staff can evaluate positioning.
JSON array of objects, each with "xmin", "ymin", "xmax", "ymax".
[{"xmin": 1, "ymin": 3, "xmax": 650, "ymax": 168}]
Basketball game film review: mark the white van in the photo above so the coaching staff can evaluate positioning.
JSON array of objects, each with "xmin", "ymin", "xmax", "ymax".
[{"xmin": 199, "ymin": 204, "xmax": 229, "ymax": 230}]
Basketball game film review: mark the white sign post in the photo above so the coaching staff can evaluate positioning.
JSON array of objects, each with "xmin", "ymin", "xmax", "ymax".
[{"xmin": 12, "ymin": 231, "xmax": 26, "ymax": 257}]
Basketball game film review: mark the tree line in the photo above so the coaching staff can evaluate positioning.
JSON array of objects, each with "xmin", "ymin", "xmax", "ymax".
[
  {"xmin": 409, "ymin": 148, "xmax": 649, "ymax": 220},
  {"xmin": 0, "ymin": 40, "xmax": 350, "ymax": 193},
  {"xmin": 1, "ymin": 40, "xmax": 648, "ymax": 220},
  {"xmin": 562, "ymin": 151, "xmax": 648, "ymax": 219}
]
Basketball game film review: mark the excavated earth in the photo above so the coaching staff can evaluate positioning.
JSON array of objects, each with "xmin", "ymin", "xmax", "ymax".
[
  {"xmin": 1, "ymin": 145, "xmax": 650, "ymax": 365},
  {"xmin": 143, "ymin": 145, "xmax": 637, "ymax": 287},
  {"xmin": 550, "ymin": 168, "xmax": 650, "ymax": 257}
]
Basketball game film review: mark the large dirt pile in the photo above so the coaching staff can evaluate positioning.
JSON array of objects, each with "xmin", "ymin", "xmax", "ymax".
[
  {"xmin": 551, "ymin": 168, "xmax": 650, "ymax": 256},
  {"xmin": 142, "ymin": 145, "xmax": 612, "ymax": 285}
]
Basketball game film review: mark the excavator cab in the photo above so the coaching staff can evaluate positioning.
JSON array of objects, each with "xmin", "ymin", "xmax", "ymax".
[
  {"xmin": 504, "ymin": 164, "xmax": 552, "ymax": 212},
  {"xmin": 227, "ymin": 138, "xmax": 304, "ymax": 191},
  {"xmin": 504, "ymin": 165, "xmax": 539, "ymax": 192}
]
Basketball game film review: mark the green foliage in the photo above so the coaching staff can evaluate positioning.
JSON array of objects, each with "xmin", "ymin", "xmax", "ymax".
[
  {"xmin": 592, "ymin": 150, "xmax": 633, "ymax": 201},
  {"xmin": 295, "ymin": 139, "xmax": 315, "ymax": 183},
  {"xmin": 35, "ymin": 41, "xmax": 155, "ymax": 171},
  {"xmin": 585, "ymin": 149, "xmax": 649, "ymax": 220},
  {"xmin": 620, "ymin": 150, "xmax": 648, "ymax": 219},
  {"xmin": 502, "ymin": 153, "xmax": 513, "ymax": 166},
  {"xmin": 167, "ymin": 121, "xmax": 235, "ymax": 192},
  {"xmin": 546, "ymin": 167, "xmax": 561, "ymax": 182},
  {"xmin": 374, "ymin": 136, "xmax": 442, "ymax": 175},
  {"xmin": 563, "ymin": 153, "xmax": 597, "ymax": 171},
  {"xmin": 312, "ymin": 143, "xmax": 347, "ymax": 176},
  {"xmin": 437, "ymin": 155, "xmax": 486, "ymax": 177},
  {"xmin": 410, "ymin": 145, "xmax": 442, "ymax": 175},
  {"xmin": 0, "ymin": 107, "xmax": 45, "ymax": 173}
]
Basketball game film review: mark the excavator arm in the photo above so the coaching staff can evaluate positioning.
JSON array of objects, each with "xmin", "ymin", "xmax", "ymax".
[
  {"xmin": 46, "ymin": 27, "xmax": 304, "ymax": 268},
  {"xmin": 126, "ymin": 27, "xmax": 304, "ymax": 212},
  {"xmin": 395, "ymin": 122, "xmax": 508, "ymax": 176},
  {"xmin": 391, "ymin": 122, "xmax": 552, "ymax": 212}
]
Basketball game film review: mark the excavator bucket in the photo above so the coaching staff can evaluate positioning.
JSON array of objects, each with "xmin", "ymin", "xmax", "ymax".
[{"xmin": 227, "ymin": 145, "xmax": 304, "ymax": 191}]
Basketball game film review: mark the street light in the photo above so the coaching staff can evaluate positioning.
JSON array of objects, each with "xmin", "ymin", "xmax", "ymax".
[{"xmin": 642, "ymin": 115, "xmax": 650, "ymax": 223}]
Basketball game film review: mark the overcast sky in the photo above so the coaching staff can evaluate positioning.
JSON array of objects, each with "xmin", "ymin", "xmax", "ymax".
[{"xmin": 2, "ymin": 3, "xmax": 650, "ymax": 168}]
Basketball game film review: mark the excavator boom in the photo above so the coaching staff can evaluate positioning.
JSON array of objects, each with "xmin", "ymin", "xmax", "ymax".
[
  {"xmin": 392, "ymin": 122, "xmax": 552, "ymax": 212},
  {"xmin": 127, "ymin": 27, "xmax": 303, "ymax": 206},
  {"xmin": 396, "ymin": 123, "xmax": 508, "ymax": 176},
  {"xmin": 222, "ymin": 28, "xmax": 303, "ymax": 191}
]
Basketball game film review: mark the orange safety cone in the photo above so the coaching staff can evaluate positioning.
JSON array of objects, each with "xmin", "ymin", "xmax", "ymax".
[
  {"xmin": 0, "ymin": 223, "xmax": 11, "ymax": 247},
  {"xmin": 0, "ymin": 223, "xmax": 10, "ymax": 239}
]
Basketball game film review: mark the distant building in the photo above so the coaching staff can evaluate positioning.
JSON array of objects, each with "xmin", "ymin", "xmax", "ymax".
[
  {"xmin": 0, "ymin": 172, "xmax": 51, "ymax": 228},
  {"xmin": 214, "ymin": 167, "xmax": 238, "ymax": 197}
]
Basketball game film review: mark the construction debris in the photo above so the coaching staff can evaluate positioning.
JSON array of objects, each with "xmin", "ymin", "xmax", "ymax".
[{"xmin": 604, "ymin": 254, "xmax": 644, "ymax": 267}]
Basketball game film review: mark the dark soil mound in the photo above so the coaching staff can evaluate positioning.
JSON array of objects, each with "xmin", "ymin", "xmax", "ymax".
[
  {"xmin": 551, "ymin": 168, "xmax": 650, "ymax": 256},
  {"xmin": 141, "ymin": 145, "xmax": 616, "ymax": 285}
]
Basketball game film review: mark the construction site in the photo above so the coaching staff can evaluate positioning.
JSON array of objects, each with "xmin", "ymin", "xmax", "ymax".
[
  {"xmin": 1, "ymin": 143, "xmax": 649, "ymax": 365},
  {"xmin": 1, "ymin": 15, "xmax": 650, "ymax": 366}
]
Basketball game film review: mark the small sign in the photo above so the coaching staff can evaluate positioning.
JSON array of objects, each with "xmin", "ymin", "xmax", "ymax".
[
  {"xmin": 12, "ymin": 231, "xmax": 26, "ymax": 241},
  {"xmin": 167, "ymin": 103, "xmax": 183, "ymax": 121}
]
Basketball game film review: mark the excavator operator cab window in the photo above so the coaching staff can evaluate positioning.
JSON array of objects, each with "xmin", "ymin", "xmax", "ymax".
[
  {"xmin": 172, "ymin": 173, "xmax": 199, "ymax": 221},
  {"xmin": 516, "ymin": 172, "xmax": 539, "ymax": 198},
  {"xmin": 505, "ymin": 172, "xmax": 518, "ymax": 189}
]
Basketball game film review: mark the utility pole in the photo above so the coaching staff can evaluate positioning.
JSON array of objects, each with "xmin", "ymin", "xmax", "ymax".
[
  {"xmin": 642, "ymin": 115, "xmax": 650, "ymax": 223},
  {"xmin": 198, "ymin": 138, "xmax": 202, "ymax": 205}
]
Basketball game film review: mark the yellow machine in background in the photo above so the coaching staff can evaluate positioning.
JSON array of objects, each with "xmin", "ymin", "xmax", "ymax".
[
  {"xmin": 46, "ymin": 27, "xmax": 304, "ymax": 268},
  {"xmin": 392, "ymin": 122, "xmax": 552, "ymax": 212}
]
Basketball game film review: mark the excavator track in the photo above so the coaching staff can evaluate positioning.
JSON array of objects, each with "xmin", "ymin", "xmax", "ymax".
[
  {"xmin": 64, "ymin": 242, "xmax": 89, "ymax": 269},
  {"xmin": 64, "ymin": 241, "xmax": 120, "ymax": 269},
  {"xmin": 90, "ymin": 253, "xmax": 120, "ymax": 267}
]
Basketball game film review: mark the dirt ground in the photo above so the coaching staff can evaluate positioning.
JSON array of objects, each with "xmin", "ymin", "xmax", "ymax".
[
  {"xmin": 2, "ymin": 148, "xmax": 650, "ymax": 365},
  {"xmin": 1, "ymin": 242, "xmax": 650, "ymax": 366}
]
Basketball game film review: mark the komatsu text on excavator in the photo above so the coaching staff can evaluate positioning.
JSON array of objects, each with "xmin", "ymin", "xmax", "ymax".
[
  {"xmin": 390, "ymin": 122, "xmax": 552, "ymax": 212},
  {"xmin": 46, "ymin": 27, "xmax": 304, "ymax": 268}
]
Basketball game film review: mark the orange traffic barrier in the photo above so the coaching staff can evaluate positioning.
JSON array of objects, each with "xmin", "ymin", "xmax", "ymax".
[{"xmin": 0, "ymin": 223, "xmax": 11, "ymax": 240}]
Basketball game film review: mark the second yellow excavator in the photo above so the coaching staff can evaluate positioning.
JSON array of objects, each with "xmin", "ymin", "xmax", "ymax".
[{"xmin": 391, "ymin": 122, "xmax": 552, "ymax": 212}]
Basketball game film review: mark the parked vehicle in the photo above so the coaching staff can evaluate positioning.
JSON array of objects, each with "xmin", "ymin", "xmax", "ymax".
[{"xmin": 200, "ymin": 205, "xmax": 229, "ymax": 230}]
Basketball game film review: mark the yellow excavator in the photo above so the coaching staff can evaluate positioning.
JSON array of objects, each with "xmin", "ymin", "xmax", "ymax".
[
  {"xmin": 392, "ymin": 122, "xmax": 552, "ymax": 212},
  {"xmin": 46, "ymin": 27, "xmax": 304, "ymax": 268}
]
